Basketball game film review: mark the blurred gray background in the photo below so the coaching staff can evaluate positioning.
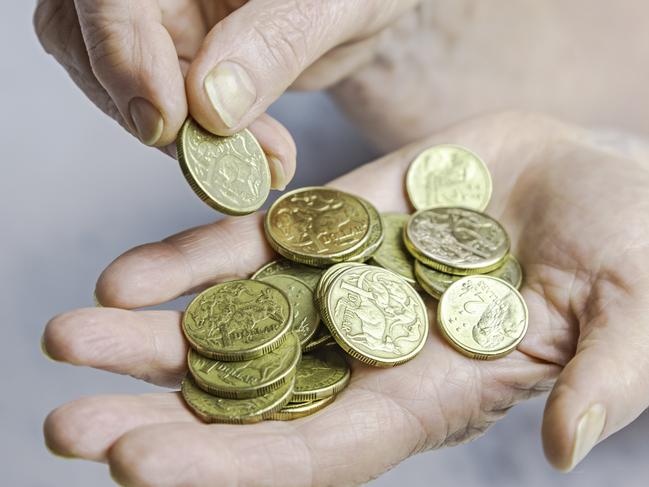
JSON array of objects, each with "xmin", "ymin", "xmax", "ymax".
[{"xmin": 2, "ymin": 3, "xmax": 649, "ymax": 486}]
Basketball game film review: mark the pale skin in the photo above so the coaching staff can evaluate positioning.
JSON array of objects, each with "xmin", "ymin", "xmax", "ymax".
[
  {"xmin": 43, "ymin": 112, "xmax": 649, "ymax": 485},
  {"xmin": 34, "ymin": 0, "xmax": 649, "ymax": 484}
]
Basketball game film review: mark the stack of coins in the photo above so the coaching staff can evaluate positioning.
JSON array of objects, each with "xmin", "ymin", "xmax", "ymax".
[
  {"xmin": 399, "ymin": 145, "xmax": 529, "ymax": 359},
  {"xmin": 178, "ymin": 145, "xmax": 530, "ymax": 423}
]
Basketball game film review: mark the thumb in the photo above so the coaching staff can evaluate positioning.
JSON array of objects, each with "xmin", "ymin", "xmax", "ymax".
[
  {"xmin": 186, "ymin": 0, "xmax": 419, "ymax": 135},
  {"xmin": 542, "ymin": 286, "xmax": 649, "ymax": 471},
  {"xmin": 74, "ymin": 0, "xmax": 187, "ymax": 146}
]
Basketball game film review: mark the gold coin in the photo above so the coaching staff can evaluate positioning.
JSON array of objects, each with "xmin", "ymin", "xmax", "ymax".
[
  {"xmin": 404, "ymin": 207, "xmax": 510, "ymax": 275},
  {"xmin": 292, "ymin": 348, "xmax": 351, "ymax": 401},
  {"xmin": 252, "ymin": 259, "xmax": 324, "ymax": 291},
  {"xmin": 415, "ymin": 255, "xmax": 523, "ymax": 299},
  {"xmin": 437, "ymin": 275, "xmax": 528, "ymax": 359},
  {"xmin": 264, "ymin": 187, "xmax": 371, "ymax": 267},
  {"xmin": 267, "ymin": 395, "xmax": 336, "ymax": 421},
  {"xmin": 187, "ymin": 332, "xmax": 301, "ymax": 399},
  {"xmin": 177, "ymin": 117, "xmax": 270, "ymax": 215},
  {"xmin": 322, "ymin": 264, "xmax": 429, "ymax": 367},
  {"xmin": 370, "ymin": 213, "xmax": 417, "ymax": 286},
  {"xmin": 303, "ymin": 326, "xmax": 336, "ymax": 353},
  {"xmin": 259, "ymin": 275, "xmax": 320, "ymax": 348},
  {"xmin": 181, "ymin": 374, "xmax": 294, "ymax": 424},
  {"xmin": 182, "ymin": 280, "xmax": 293, "ymax": 361},
  {"xmin": 406, "ymin": 144, "xmax": 492, "ymax": 211},
  {"xmin": 346, "ymin": 198, "xmax": 384, "ymax": 262}
]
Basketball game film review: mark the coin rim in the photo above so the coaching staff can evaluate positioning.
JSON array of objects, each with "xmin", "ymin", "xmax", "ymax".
[
  {"xmin": 322, "ymin": 265, "xmax": 429, "ymax": 367},
  {"xmin": 181, "ymin": 373, "xmax": 296, "ymax": 424},
  {"xmin": 404, "ymin": 207, "xmax": 511, "ymax": 275},
  {"xmin": 436, "ymin": 275, "xmax": 529, "ymax": 359},
  {"xmin": 370, "ymin": 212, "xmax": 417, "ymax": 285},
  {"xmin": 405, "ymin": 144, "xmax": 493, "ymax": 212},
  {"xmin": 264, "ymin": 187, "xmax": 372, "ymax": 266},
  {"xmin": 177, "ymin": 118, "xmax": 270, "ymax": 215},
  {"xmin": 182, "ymin": 280, "xmax": 294, "ymax": 361},
  {"xmin": 187, "ymin": 332, "xmax": 302, "ymax": 399},
  {"xmin": 267, "ymin": 394, "xmax": 336, "ymax": 421},
  {"xmin": 291, "ymin": 348, "xmax": 352, "ymax": 401}
]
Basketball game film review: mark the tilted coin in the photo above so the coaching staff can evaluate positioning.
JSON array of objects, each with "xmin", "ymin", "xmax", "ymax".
[
  {"xmin": 188, "ymin": 332, "xmax": 301, "ymax": 399},
  {"xmin": 346, "ymin": 198, "xmax": 384, "ymax": 262},
  {"xmin": 267, "ymin": 395, "xmax": 336, "ymax": 421},
  {"xmin": 437, "ymin": 275, "xmax": 528, "ymax": 359},
  {"xmin": 370, "ymin": 213, "xmax": 417, "ymax": 286},
  {"xmin": 182, "ymin": 280, "xmax": 293, "ymax": 361},
  {"xmin": 252, "ymin": 259, "xmax": 324, "ymax": 291},
  {"xmin": 406, "ymin": 144, "xmax": 492, "ymax": 212},
  {"xmin": 177, "ymin": 117, "xmax": 270, "ymax": 215},
  {"xmin": 181, "ymin": 374, "xmax": 294, "ymax": 424},
  {"xmin": 404, "ymin": 207, "xmax": 510, "ymax": 275},
  {"xmin": 303, "ymin": 326, "xmax": 336, "ymax": 353},
  {"xmin": 292, "ymin": 347, "xmax": 351, "ymax": 401},
  {"xmin": 264, "ymin": 187, "xmax": 371, "ymax": 267},
  {"xmin": 322, "ymin": 265, "xmax": 429, "ymax": 367},
  {"xmin": 259, "ymin": 275, "xmax": 320, "ymax": 348},
  {"xmin": 415, "ymin": 255, "xmax": 523, "ymax": 299}
]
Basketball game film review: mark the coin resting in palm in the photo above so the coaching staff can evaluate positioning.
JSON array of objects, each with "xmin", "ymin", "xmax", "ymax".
[{"xmin": 176, "ymin": 145, "xmax": 528, "ymax": 422}]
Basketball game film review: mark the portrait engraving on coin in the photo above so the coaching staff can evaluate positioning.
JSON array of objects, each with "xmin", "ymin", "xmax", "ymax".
[
  {"xmin": 268, "ymin": 189, "xmax": 370, "ymax": 257},
  {"xmin": 408, "ymin": 208, "xmax": 509, "ymax": 268},
  {"xmin": 407, "ymin": 145, "xmax": 492, "ymax": 211},
  {"xmin": 329, "ymin": 267, "xmax": 427, "ymax": 360}
]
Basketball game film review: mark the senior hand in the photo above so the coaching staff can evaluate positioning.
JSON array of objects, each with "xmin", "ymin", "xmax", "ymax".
[
  {"xmin": 42, "ymin": 112, "xmax": 649, "ymax": 485},
  {"xmin": 33, "ymin": 0, "xmax": 419, "ymax": 187}
]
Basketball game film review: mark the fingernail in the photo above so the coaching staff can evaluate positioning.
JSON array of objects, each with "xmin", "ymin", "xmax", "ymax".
[
  {"xmin": 40, "ymin": 333, "xmax": 55, "ymax": 362},
  {"xmin": 93, "ymin": 291, "xmax": 103, "ymax": 308},
  {"xmin": 566, "ymin": 404, "xmax": 606, "ymax": 471},
  {"xmin": 128, "ymin": 97, "xmax": 164, "ymax": 146},
  {"xmin": 204, "ymin": 61, "xmax": 256, "ymax": 128},
  {"xmin": 268, "ymin": 156, "xmax": 287, "ymax": 190}
]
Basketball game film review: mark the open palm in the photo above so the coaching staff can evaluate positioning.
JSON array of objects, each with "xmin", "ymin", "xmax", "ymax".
[{"xmin": 43, "ymin": 112, "xmax": 649, "ymax": 486}]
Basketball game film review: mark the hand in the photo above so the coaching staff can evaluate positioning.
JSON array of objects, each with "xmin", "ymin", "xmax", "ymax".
[
  {"xmin": 42, "ymin": 112, "xmax": 649, "ymax": 485},
  {"xmin": 33, "ymin": 0, "xmax": 420, "ymax": 188},
  {"xmin": 331, "ymin": 0, "xmax": 649, "ymax": 152}
]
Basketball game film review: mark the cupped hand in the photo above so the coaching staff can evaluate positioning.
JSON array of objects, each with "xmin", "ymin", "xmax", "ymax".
[
  {"xmin": 42, "ymin": 112, "xmax": 649, "ymax": 486},
  {"xmin": 34, "ymin": 0, "xmax": 419, "ymax": 187}
]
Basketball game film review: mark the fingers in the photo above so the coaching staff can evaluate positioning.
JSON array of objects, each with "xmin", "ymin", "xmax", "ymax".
[
  {"xmin": 542, "ymin": 274, "xmax": 649, "ymax": 471},
  {"xmin": 186, "ymin": 0, "xmax": 419, "ymax": 135},
  {"xmin": 73, "ymin": 0, "xmax": 186, "ymax": 146},
  {"xmin": 108, "ymin": 389, "xmax": 420, "ymax": 487},
  {"xmin": 248, "ymin": 114, "xmax": 297, "ymax": 190},
  {"xmin": 42, "ymin": 308, "xmax": 187, "ymax": 387},
  {"xmin": 44, "ymin": 393, "xmax": 197, "ymax": 461}
]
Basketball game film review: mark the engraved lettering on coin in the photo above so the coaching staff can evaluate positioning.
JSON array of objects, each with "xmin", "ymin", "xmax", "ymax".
[
  {"xmin": 178, "ymin": 118, "xmax": 270, "ymax": 214},
  {"xmin": 182, "ymin": 280, "xmax": 292, "ymax": 359},
  {"xmin": 437, "ymin": 275, "xmax": 528, "ymax": 359},
  {"xmin": 188, "ymin": 333, "xmax": 300, "ymax": 398},
  {"xmin": 181, "ymin": 374, "xmax": 295, "ymax": 424},
  {"xmin": 406, "ymin": 145, "xmax": 492, "ymax": 211},
  {"xmin": 406, "ymin": 207, "xmax": 510, "ymax": 273},
  {"xmin": 327, "ymin": 266, "xmax": 428, "ymax": 363},
  {"xmin": 266, "ymin": 188, "xmax": 371, "ymax": 261}
]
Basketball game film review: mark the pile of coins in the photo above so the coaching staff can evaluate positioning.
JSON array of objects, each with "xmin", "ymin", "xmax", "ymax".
[{"xmin": 176, "ymin": 133, "xmax": 529, "ymax": 422}]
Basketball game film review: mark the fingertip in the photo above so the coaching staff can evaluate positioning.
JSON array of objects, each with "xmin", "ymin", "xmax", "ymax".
[
  {"xmin": 542, "ymin": 384, "xmax": 579, "ymax": 471},
  {"xmin": 248, "ymin": 115, "xmax": 297, "ymax": 190},
  {"xmin": 96, "ymin": 243, "xmax": 191, "ymax": 309}
]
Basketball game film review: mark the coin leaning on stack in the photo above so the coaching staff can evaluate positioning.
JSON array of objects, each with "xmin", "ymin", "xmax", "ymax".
[{"xmin": 176, "ymin": 143, "xmax": 530, "ymax": 423}]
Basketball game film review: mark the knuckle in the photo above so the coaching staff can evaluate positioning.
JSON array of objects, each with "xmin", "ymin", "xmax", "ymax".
[
  {"xmin": 33, "ymin": 0, "xmax": 75, "ymax": 55},
  {"xmin": 248, "ymin": 0, "xmax": 318, "ymax": 73}
]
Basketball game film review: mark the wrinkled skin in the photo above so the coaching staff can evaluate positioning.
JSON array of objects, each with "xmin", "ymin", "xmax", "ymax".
[{"xmin": 42, "ymin": 112, "xmax": 649, "ymax": 486}]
